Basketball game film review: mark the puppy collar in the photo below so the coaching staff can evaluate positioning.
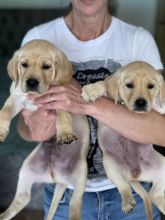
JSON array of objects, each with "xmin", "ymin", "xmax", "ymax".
[{"xmin": 118, "ymin": 99, "xmax": 125, "ymax": 105}]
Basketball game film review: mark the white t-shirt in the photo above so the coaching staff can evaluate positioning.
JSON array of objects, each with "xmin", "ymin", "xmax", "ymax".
[{"xmin": 22, "ymin": 16, "xmax": 163, "ymax": 192}]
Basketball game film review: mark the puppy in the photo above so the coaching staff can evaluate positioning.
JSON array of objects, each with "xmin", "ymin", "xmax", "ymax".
[
  {"xmin": 0, "ymin": 116, "xmax": 89, "ymax": 220},
  {"xmin": 82, "ymin": 61, "xmax": 165, "ymax": 220},
  {"xmin": 0, "ymin": 39, "xmax": 77, "ymax": 145},
  {"xmin": 0, "ymin": 40, "xmax": 90, "ymax": 220}
]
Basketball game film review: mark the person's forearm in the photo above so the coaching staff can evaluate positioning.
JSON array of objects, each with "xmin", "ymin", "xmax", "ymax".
[
  {"xmin": 17, "ymin": 115, "xmax": 33, "ymax": 141},
  {"xmin": 87, "ymin": 97, "xmax": 165, "ymax": 146},
  {"xmin": 17, "ymin": 109, "xmax": 57, "ymax": 142}
]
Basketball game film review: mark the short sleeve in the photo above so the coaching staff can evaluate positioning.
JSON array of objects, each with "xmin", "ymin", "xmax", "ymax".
[
  {"xmin": 133, "ymin": 28, "xmax": 164, "ymax": 70},
  {"xmin": 21, "ymin": 27, "xmax": 41, "ymax": 46}
]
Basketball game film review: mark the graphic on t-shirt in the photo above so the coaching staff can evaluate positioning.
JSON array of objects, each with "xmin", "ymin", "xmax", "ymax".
[{"xmin": 72, "ymin": 59, "xmax": 121, "ymax": 178}]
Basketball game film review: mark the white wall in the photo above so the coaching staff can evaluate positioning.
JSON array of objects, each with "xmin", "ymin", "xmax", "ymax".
[{"xmin": 115, "ymin": 0, "xmax": 158, "ymax": 35}]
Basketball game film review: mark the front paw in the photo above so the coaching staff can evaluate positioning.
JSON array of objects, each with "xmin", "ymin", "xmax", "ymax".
[
  {"xmin": 0, "ymin": 120, "xmax": 10, "ymax": 142},
  {"xmin": 57, "ymin": 132, "xmax": 78, "ymax": 145},
  {"xmin": 81, "ymin": 85, "xmax": 100, "ymax": 102}
]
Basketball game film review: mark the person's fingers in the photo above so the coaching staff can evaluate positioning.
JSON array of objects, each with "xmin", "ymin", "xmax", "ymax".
[
  {"xmin": 41, "ymin": 99, "xmax": 88, "ymax": 115},
  {"xmin": 33, "ymin": 92, "xmax": 64, "ymax": 104},
  {"xmin": 41, "ymin": 101, "xmax": 73, "ymax": 111},
  {"xmin": 34, "ymin": 89, "xmax": 82, "ymax": 105}
]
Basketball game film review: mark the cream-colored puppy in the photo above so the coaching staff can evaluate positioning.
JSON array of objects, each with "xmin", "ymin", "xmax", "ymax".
[
  {"xmin": 0, "ymin": 40, "xmax": 90, "ymax": 220},
  {"xmin": 82, "ymin": 61, "xmax": 165, "ymax": 220},
  {"xmin": 0, "ymin": 116, "xmax": 89, "ymax": 220},
  {"xmin": 82, "ymin": 61, "xmax": 164, "ymax": 113},
  {"xmin": 0, "ymin": 39, "xmax": 77, "ymax": 144}
]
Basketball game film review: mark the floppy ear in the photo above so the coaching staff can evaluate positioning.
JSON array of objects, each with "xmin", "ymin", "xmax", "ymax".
[
  {"xmin": 156, "ymin": 72, "xmax": 165, "ymax": 107},
  {"xmin": 106, "ymin": 72, "xmax": 121, "ymax": 104},
  {"xmin": 54, "ymin": 52, "xmax": 72, "ymax": 85},
  {"xmin": 7, "ymin": 51, "xmax": 19, "ymax": 86}
]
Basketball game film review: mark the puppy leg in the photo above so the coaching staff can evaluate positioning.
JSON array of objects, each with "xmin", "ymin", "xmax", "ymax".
[
  {"xmin": 103, "ymin": 154, "xmax": 136, "ymax": 213},
  {"xmin": 130, "ymin": 182, "xmax": 153, "ymax": 220},
  {"xmin": 46, "ymin": 184, "xmax": 66, "ymax": 220},
  {"xmin": 0, "ymin": 166, "xmax": 33, "ymax": 220},
  {"xmin": 69, "ymin": 162, "xmax": 87, "ymax": 220},
  {"xmin": 149, "ymin": 181, "xmax": 165, "ymax": 215},
  {"xmin": 0, "ymin": 96, "xmax": 13, "ymax": 141},
  {"xmin": 56, "ymin": 110, "xmax": 77, "ymax": 145},
  {"xmin": 82, "ymin": 81, "xmax": 106, "ymax": 102}
]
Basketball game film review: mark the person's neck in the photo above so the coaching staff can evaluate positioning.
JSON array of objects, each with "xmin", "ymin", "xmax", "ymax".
[{"xmin": 65, "ymin": 10, "xmax": 112, "ymax": 41}]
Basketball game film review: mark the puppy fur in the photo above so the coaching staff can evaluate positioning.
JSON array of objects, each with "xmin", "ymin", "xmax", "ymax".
[
  {"xmin": 0, "ymin": 40, "xmax": 90, "ymax": 220},
  {"xmin": 82, "ymin": 61, "xmax": 165, "ymax": 220},
  {"xmin": 0, "ymin": 39, "xmax": 77, "ymax": 145},
  {"xmin": 0, "ymin": 115, "xmax": 89, "ymax": 220}
]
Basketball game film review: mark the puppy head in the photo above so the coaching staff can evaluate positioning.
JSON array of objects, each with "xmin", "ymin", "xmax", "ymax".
[
  {"xmin": 106, "ymin": 61, "xmax": 164, "ymax": 113},
  {"xmin": 7, "ymin": 39, "xmax": 72, "ymax": 93}
]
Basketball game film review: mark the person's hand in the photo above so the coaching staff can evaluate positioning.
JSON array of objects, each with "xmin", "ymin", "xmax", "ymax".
[
  {"xmin": 31, "ymin": 80, "xmax": 90, "ymax": 115},
  {"xmin": 21, "ymin": 107, "xmax": 57, "ymax": 142}
]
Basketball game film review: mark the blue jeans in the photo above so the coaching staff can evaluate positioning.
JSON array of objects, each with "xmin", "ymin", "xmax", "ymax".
[{"xmin": 44, "ymin": 183, "xmax": 160, "ymax": 220}]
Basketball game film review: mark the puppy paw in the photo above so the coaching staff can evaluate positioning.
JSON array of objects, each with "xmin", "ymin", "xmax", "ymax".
[
  {"xmin": 81, "ymin": 85, "xmax": 101, "ymax": 102},
  {"xmin": 57, "ymin": 132, "xmax": 78, "ymax": 145},
  {"xmin": 122, "ymin": 196, "xmax": 136, "ymax": 213},
  {"xmin": 0, "ymin": 120, "xmax": 10, "ymax": 142}
]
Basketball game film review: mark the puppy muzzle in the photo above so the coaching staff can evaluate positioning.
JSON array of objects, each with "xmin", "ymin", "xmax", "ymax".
[
  {"xmin": 133, "ymin": 98, "xmax": 148, "ymax": 112},
  {"xmin": 26, "ymin": 78, "xmax": 39, "ymax": 91}
]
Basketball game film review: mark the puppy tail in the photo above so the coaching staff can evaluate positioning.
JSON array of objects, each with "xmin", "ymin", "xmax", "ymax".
[
  {"xmin": 130, "ymin": 181, "xmax": 153, "ymax": 220},
  {"xmin": 47, "ymin": 183, "xmax": 66, "ymax": 220}
]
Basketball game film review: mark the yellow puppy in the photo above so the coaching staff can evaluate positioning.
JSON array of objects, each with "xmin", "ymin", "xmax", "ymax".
[
  {"xmin": 0, "ymin": 39, "xmax": 77, "ymax": 144},
  {"xmin": 0, "ymin": 40, "xmax": 90, "ymax": 220},
  {"xmin": 82, "ymin": 61, "xmax": 164, "ymax": 112},
  {"xmin": 82, "ymin": 61, "xmax": 165, "ymax": 220}
]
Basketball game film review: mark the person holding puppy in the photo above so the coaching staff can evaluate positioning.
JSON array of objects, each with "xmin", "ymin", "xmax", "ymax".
[{"xmin": 18, "ymin": 0, "xmax": 164, "ymax": 219}]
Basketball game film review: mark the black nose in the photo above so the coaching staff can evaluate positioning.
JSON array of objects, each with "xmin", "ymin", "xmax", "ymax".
[
  {"xmin": 26, "ymin": 78, "xmax": 39, "ymax": 90},
  {"xmin": 134, "ymin": 98, "xmax": 147, "ymax": 110}
]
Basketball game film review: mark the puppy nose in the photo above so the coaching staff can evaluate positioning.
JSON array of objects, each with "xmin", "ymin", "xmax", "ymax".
[
  {"xmin": 135, "ymin": 98, "xmax": 147, "ymax": 109},
  {"xmin": 26, "ymin": 78, "xmax": 39, "ymax": 90}
]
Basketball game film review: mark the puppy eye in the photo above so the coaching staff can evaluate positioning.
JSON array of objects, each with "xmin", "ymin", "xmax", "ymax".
[
  {"xmin": 42, "ymin": 64, "xmax": 51, "ymax": 70},
  {"xmin": 148, "ymin": 84, "xmax": 155, "ymax": 89},
  {"xmin": 126, "ymin": 83, "xmax": 134, "ymax": 89},
  {"xmin": 21, "ymin": 62, "xmax": 28, "ymax": 68}
]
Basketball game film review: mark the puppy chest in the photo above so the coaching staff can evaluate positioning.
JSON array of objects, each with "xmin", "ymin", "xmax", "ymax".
[
  {"xmin": 40, "ymin": 141, "xmax": 81, "ymax": 174},
  {"xmin": 98, "ymin": 128, "xmax": 143, "ymax": 178}
]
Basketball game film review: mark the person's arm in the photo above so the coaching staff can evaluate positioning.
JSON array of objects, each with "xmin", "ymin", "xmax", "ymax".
[
  {"xmin": 88, "ymin": 97, "xmax": 165, "ymax": 146},
  {"xmin": 33, "ymin": 84, "xmax": 165, "ymax": 147},
  {"xmin": 17, "ymin": 113, "xmax": 32, "ymax": 141},
  {"xmin": 17, "ymin": 108, "xmax": 57, "ymax": 142}
]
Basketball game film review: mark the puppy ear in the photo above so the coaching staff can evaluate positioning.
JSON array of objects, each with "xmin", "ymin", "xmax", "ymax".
[
  {"xmin": 54, "ymin": 53, "xmax": 72, "ymax": 85},
  {"xmin": 156, "ymin": 72, "xmax": 165, "ymax": 107},
  {"xmin": 106, "ymin": 72, "xmax": 121, "ymax": 104},
  {"xmin": 7, "ymin": 51, "xmax": 19, "ymax": 86}
]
